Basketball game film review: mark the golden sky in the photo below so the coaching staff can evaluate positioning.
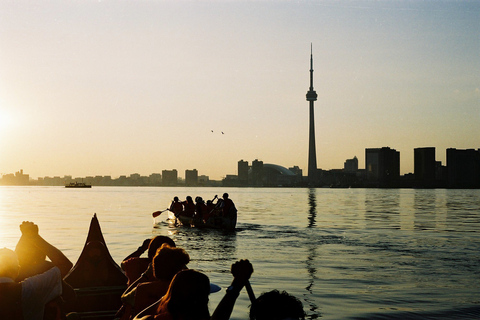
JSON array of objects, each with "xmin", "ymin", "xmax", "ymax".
[{"xmin": 1, "ymin": 1, "xmax": 479, "ymax": 180}]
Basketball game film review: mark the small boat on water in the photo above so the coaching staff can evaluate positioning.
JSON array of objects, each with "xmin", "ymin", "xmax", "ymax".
[
  {"xmin": 65, "ymin": 181, "xmax": 92, "ymax": 188},
  {"xmin": 64, "ymin": 214, "xmax": 127, "ymax": 320}
]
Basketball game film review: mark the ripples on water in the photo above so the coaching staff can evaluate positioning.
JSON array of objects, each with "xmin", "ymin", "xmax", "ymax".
[{"xmin": 1, "ymin": 187, "xmax": 479, "ymax": 319}]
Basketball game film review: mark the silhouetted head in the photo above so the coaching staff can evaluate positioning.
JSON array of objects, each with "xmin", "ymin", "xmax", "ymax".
[
  {"xmin": 249, "ymin": 290, "xmax": 305, "ymax": 320},
  {"xmin": 223, "ymin": 193, "xmax": 229, "ymax": 199},
  {"xmin": 173, "ymin": 196, "xmax": 179, "ymax": 202},
  {"xmin": 186, "ymin": 196, "xmax": 193, "ymax": 203},
  {"xmin": 148, "ymin": 236, "xmax": 176, "ymax": 260},
  {"xmin": 153, "ymin": 244, "xmax": 190, "ymax": 281},
  {"xmin": 157, "ymin": 269, "xmax": 211, "ymax": 320},
  {"xmin": 0, "ymin": 248, "xmax": 20, "ymax": 280}
]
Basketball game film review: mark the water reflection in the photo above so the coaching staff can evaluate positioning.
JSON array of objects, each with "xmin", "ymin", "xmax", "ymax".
[
  {"xmin": 307, "ymin": 188, "xmax": 317, "ymax": 228},
  {"xmin": 364, "ymin": 190, "xmax": 401, "ymax": 229},
  {"xmin": 305, "ymin": 188, "xmax": 320, "ymax": 319},
  {"xmin": 414, "ymin": 190, "xmax": 437, "ymax": 230},
  {"xmin": 445, "ymin": 189, "xmax": 480, "ymax": 232}
]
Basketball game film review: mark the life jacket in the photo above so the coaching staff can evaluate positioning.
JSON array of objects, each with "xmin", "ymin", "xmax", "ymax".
[{"xmin": 0, "ymin": 282, "xmax": 24, "ymax": 320}]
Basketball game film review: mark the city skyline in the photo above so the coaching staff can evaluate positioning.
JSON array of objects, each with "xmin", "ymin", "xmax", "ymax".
[{"xmin": 1, "ymin": 1, "xmax": 479, "ymax": 180}]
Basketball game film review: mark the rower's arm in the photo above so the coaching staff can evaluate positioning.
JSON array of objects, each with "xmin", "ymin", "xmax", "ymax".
[
  {"xmin": 211, "ymin": 259, "xmax": 253, "ymax": 320},
  {"xmin": 20, "ymin": 221, "xmax": 73, "ymax": 278},
  {"xmin": 121, "ymin": 238, "xmax": 151, "ymax": 269}
]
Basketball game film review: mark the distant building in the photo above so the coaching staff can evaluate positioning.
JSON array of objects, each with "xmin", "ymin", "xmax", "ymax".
[
  {"xmin": 344, "ymin": 156, "xmax": 358, "ymax": 173},
  {"xmin": 162, "ymin": 169, "xmax": 178, "ymax": 186},
  {"xmin": 263, "ymin": 164, "xmax": 299, "ymax": 187},
  {"xmin": 238, "ymin": 160, "xmax": 249, "ymax": 186},
  {"xmin": 0, "ymin": 169, "xmax": 29, "ymax": 185},
  {"xmin": 149, "ymin": 173, "xmax": 162, "ymax": 186},
  {"xmin": 251, "ymin": 159, "xmax": 264, "ymax": 186},
  {"xmin": 198, "ymin": 175, "xmax": 209, "ymax": 185},
  {"xmin": 414, "ymin": 147, "xmax": 436, "ymax": 187},
  {"xmin": 185, "ymin": 169, "xmax": 198, "ymax": 186},
  {"xmin": 288, "ymin": 166, "xmax": 303, "ymax": 177},
  {"xmin": 446, "ymin": 148, "xmax": 480, "ymax": 188},
  {"xmin": 365, "ymin": 147, "xmax": 400, "ymax": 187}
]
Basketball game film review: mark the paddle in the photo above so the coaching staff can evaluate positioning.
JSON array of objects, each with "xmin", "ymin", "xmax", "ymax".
[
  {"xmin": 152, "ymin": 208, "xmax": 169, "ymax": 218},
  {"xmin": 245, "ymin": 280, "xmax": 256, "ymax": 303}
]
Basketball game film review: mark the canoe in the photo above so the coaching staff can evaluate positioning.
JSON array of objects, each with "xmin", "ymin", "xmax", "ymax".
[
  {"xmin": 168, "ymin": 207, "xmax": 237, "ymax": 231},
  {"xmin": 64, "ymin": 214, "xmax": 127, "ymax": 319}
]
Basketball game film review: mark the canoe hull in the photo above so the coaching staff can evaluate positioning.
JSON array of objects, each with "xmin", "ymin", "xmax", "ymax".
[
  {"xmin": 64, "ymin": 214, "xmax": 127, "ymax": 319},
  {"xmin": 170, "ymin": 209, "xmax": 237, "ymax": 231}
]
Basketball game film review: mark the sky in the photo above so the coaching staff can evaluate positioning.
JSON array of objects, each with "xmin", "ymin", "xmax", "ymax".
[{"xmin": 0, "ymin": 0, "xmax": 479, "ymax": 180}]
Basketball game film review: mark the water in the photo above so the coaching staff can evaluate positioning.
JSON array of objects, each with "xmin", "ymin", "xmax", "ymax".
[{"xmin": 1, "ymin": 186, "xmax": 479, "ymax": 319}]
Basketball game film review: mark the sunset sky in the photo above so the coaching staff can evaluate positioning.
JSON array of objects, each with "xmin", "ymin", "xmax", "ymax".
[{"xmin": 1, "ymin": 1, "xmax": 479, "ymax": 180}]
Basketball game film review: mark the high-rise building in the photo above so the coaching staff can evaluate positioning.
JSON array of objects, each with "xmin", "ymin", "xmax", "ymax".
[
  {"xmin": 251, "ymin": 159, "xmax": 264, "ymax": 186},
  {"xmin": 306, "ymin": 44, "xmax": 318, "ymax": 184},
  {"xmin": 162, "ymin": 169, "xmax": 178, "ymax": 186},
  {"xmin": 414, "ymin": 147, "xmax": 436, "ymax": 187},
  {"xmin": 238, "ymin": 160, "xmax": 249, "ymax": 185},
  {"xmin": 446, "ymin": 148, "xmax": 480, "ymax": 188},
  {"xmin": 185, "ymin": 169, "xmax": 198, "ymax": 186},
  {"xmin": 365, "ymin": 147, "xmax": 400, "ymax": 187}
]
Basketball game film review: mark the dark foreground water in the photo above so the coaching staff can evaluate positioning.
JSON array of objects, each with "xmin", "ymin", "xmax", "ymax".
[{"xmin": 1, "ymin": 187, "xmax": 479, "ymax": 319}]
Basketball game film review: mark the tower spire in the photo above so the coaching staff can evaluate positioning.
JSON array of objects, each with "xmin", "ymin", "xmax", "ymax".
[
  {"xmin": 309, "ymin": 43, "xmax": 314, "ymax": 91},
  {"xmin": 306, "ymin": 44, "xmax": 318, "ymax": 184}
]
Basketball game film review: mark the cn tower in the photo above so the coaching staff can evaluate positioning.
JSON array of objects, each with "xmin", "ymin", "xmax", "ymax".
[{"xmin": 306, "ymin": 44, "xmax": 318, "ymax": 184}]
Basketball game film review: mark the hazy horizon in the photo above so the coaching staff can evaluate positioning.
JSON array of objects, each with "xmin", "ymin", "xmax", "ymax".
[{"xmin": 1, "ymin": 0, "xmax": 479, "ymax": 180}]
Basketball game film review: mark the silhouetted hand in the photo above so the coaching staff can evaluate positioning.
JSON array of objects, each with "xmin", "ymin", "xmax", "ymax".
[
  {"xmin": 231, "ymin": 259, "xmax": 253, "ymax": 284},
  {"xmin": 20, "ymin": 221, "xmax": 39, "ymax": 237}
]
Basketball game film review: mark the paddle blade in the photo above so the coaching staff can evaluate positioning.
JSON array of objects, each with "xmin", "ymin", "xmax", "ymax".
[{"xmin": 152, "ymin": 211, "xmax": 162, "ymax": 218}]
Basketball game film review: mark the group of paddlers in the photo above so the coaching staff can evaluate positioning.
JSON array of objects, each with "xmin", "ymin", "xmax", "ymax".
[{"xmin": 153, "ymin": 193, "xmax": 236, "ymax": 226}]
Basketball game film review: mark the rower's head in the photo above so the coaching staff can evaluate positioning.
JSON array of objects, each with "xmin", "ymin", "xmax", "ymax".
[
  {"xmin": 159, "ymin": 269, "xmax": 211, "ymax": 320},
  {"xmin": 148, "ymin": 236, "xmax": 176, "ymax": 260},
  {"xmin": 173, "ymin": 196, "xmax": 179, "ymax": 202},
  {"xmin": 223, "ymin": 193, "xmax": 229, "ymax": 199},
  {"xmin": 153, "ymin": 244, "xmax": 190, "ymax": 280},
  {"xmin": 0, "ymin": 248, "xmax": 20, "ymax": 280},
  {"xmin": 249, "ymin": 290, "xmax": 305, "ymax": 320}
]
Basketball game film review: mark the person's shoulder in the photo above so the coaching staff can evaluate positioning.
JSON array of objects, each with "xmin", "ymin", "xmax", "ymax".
[{"xmin": 22, "ymin": 266, "xmax": 60, "ymax": 283}]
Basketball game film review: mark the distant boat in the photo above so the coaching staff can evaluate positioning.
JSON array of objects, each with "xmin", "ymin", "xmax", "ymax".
[{"xmin": 65, "ymin": 182, "xmax": 92, "ymax": 188}]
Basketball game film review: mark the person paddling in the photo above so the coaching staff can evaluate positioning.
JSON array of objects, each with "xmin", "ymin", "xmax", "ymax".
[{"xmin": 169, "ymin": 196, "xmax": 183, "ymax": 224}]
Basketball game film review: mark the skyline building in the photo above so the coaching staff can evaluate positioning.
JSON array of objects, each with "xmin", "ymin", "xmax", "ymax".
[
  {"xmin": 365, "ymin": 147, "xmax": 400, "ymax": 187},
  {"xmin": 414, "ymin": 147, "xmax": 436, "ymax": 187},
  {"xmin": 306, "ymin": 44, "xmax": 318, "ymax": 184}
]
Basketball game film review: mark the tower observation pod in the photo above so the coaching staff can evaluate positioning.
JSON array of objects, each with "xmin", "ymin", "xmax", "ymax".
[{"xmin": 306, "ymin": 44, "xmax": 318, "ymax": 184}]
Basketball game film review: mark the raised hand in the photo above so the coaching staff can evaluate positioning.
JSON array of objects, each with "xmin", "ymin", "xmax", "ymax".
[{"xmin": 19, "ymin": 221, "xmax": 39, "ymax": 237}]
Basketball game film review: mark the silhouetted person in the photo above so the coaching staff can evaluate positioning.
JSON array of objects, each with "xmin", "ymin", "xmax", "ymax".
[
  {"xmin": 169, "ymin": 197, "xmax": 183, "ymax": 224},
  {"xmin": 249, "ymin": 290, "xmax": 305, "ymax": 320},
  {"xmin": 0, "ymin": 221, "xmax": 73, "ymax": 320},
  {"xmin": 122, "ymin": 244, "xmax": 190, "ymax": 319},
  {"xmin": 194, "ymin": 196, "xmax": 207, "ymax": 222},
  {"xmin": 221, "ymin": 193, "xmax": 236, "ymax": 217},
  {"xmin": 181, "ymin": 196, "xmax": 195, "ymax": 218},
  {"xmin": 134, "ymin": 259, "xmax": 253, "ymax": 320},
  {"xmin": 121, "ymin": 236, "xmax": 176, "ymax": 286},
  {"xmin": 15, "ymin": 225, "xmax": 76, "ymax": 320}
]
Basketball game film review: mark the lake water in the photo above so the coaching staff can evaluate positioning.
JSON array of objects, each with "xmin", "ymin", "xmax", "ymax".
[{"xmin": 1, "ymin": 186, "xmax": 479, "ymax": 320}]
